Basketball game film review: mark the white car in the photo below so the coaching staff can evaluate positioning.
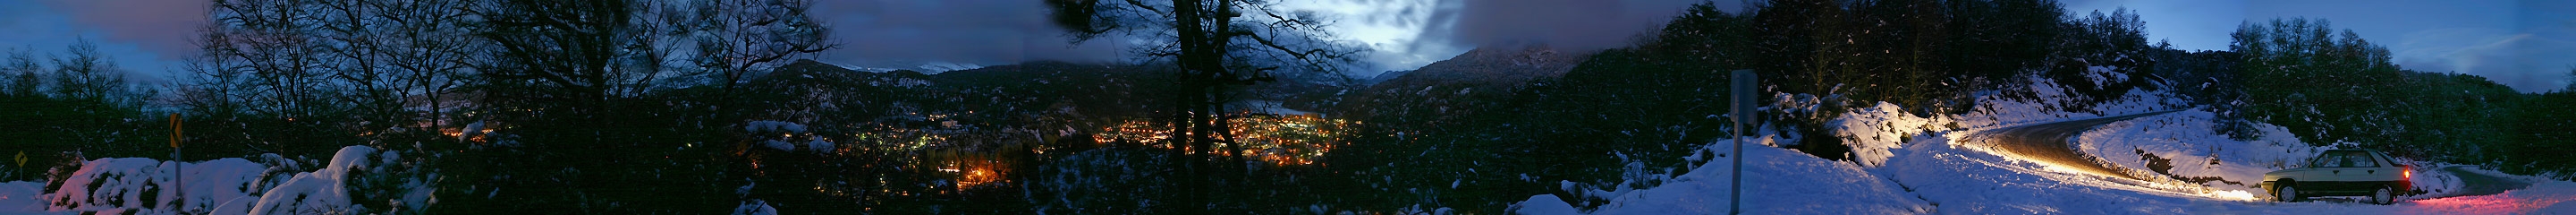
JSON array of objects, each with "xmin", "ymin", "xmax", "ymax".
[{"xmin": 2261, "ymin": 150, "xmax": 2412, "ymax": 204}]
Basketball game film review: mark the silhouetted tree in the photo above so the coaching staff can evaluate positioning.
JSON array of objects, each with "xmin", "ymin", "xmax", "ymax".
[
  {"xmin": 3, "ymin": 47, "xmax": 39, "ymax": 98},
  {"xmin": 686, "ymin": 0, "xmax": 836, "ymax": 120},
  {"xmin": 49, "ymin": 39, "xmax": 126, "ymax": 103},
  {"xmin": 1047, "ymin": 0, "xmax": 1361, "ymax": 212},
  {"xmin": 377, "ymin": 0, "xmax": 478, "ymax": 132}
]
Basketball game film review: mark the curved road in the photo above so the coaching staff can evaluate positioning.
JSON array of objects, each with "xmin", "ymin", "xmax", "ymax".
[
  {"xmin": 1970, "ymin": 110, "xmax": 2535, "ymax": 200},
  {"xmin": 1969, "ymin": 110, "xmax": 2180, "ymax": 181}
]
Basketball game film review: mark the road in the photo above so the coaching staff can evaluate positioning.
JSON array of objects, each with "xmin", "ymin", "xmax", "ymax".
[
  {"xmin": 1970, "ymin": 110, "xmax": 2539, "ymax": 201},
  {"xmin": 1967, "ymin": 110, "xmax": 2180, "ymax": 181}
]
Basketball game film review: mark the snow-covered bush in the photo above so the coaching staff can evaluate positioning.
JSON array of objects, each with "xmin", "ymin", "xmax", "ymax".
[
  {"xmin": 20, "ymin": 146, "xmax": 433, "ymax": 215},
  {"xmin": 744, "ymin": 120, "xmax": 833, "ymax": 153}
]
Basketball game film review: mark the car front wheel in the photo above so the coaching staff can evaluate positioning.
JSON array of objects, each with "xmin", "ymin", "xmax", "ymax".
[
  {"xmin": 2371, "ymin": 186, "xmax": 2396, "ymax": 205},
  {"xmin": 2276, "ymin": 185, "xmax": 2301, "ymax": 202}
]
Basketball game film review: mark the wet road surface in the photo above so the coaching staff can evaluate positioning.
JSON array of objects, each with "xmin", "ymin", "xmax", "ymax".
[{"xmin": 1969, "ymin": 110, "xmax": 2180, "ymax": 181}]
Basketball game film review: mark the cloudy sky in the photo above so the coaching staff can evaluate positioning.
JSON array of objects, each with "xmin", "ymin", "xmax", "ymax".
[{"xmin": 0, "ymin": 0, "xmax": 2569, "ymax": 92}]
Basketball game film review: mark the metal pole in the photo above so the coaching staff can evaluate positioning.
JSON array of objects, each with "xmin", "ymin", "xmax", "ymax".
[
  {"xmin": 169, "ymin": 114, "xmax": 182, "ymax": 213},
  {"xmin": 1729, "ymin": 70, "xmax": 1754, "ymax": 215},
  {"xmin": 1731, "ymin": 70, "xmax": 1751, "ymax": 213}
]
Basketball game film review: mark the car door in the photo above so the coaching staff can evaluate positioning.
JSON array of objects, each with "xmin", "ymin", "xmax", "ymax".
[
  {"xmin": 2357, "ymin": 151, "xmax": 2399, "ymax": 182},
  {"xmin": 2342, "ymin": 151, "xmax": 2385, "ymax": 184},
  {"xmin": 2316, "ymin": 151, "xmax": 2362, "ymax": 190}
]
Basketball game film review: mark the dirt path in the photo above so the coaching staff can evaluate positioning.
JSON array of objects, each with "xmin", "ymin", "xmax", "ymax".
[{"xmin": 1968, "ymin": 110, "xmax": 2180, "ymax": 180}]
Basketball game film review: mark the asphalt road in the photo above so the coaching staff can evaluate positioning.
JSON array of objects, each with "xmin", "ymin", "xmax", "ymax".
[
  {"xmin": 1971, "ymin": 111, "xmax": 2536, "ymax": 201},
  {"xmin": 1969, "ymin": 110, "xmax": 2181, "ymax": 181}
]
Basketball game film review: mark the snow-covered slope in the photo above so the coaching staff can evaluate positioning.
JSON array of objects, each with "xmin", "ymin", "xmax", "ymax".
[
  {"xmin": 2076, "ymin": 108, "xmax": 2318, "ymax": 195},
  {"xmin": 1514, "ymin": 142, "xmax": 1931, "ymax": 214}
]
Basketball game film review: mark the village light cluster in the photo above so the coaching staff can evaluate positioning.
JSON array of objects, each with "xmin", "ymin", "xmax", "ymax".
[{"xmin": 1095, "ymin": 113, "xmax": 1351, "ymax": 166}]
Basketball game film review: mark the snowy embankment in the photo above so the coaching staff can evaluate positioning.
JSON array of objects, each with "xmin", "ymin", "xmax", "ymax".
[
  {"xmin": 1514, "ymin": 73, "xmax": 2576, "ymax": 214},
  {"xmin": 0, "ymin": 146, "xmax": 424, "ymax": 215},
  {"xmin": 1513, "ymin": 141, "xmax": 1931, "ymax": 214},
  {"xmin": 1832, "ymin": 74, "xmax": 2188, "ymax": 168}
]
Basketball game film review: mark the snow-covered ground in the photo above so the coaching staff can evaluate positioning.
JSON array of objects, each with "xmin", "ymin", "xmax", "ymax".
[
  {"xmin": 0, "ymin": 146, "xmax": 426, "ymax": 215},
  {"xmin": 1515, "ymin": 74, "xmax": 2576, "ymax": 214},
  {"xmin": 1513, "ymin": 141, "xmax": 1931, "ymax": 214}
]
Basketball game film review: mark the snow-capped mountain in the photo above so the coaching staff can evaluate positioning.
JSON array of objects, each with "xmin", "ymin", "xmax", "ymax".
[{"xmin": 834, "ymin": 60, "xmax": 988, "ymax": 73}]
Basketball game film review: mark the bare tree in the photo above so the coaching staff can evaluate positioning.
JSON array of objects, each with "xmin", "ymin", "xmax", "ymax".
[
  {"xmin": 377, "ymin": 0, "xmax": 478, "ymax": 132},
  {"xmin": 177, "ymin": 23, "xmax": 251, "ymax": 119},
  {"xmin": 683, "ymin": 0, "xmax": 836, "ymax": 120},
  {"xmin": 318, "ymin": 0, "xmax": 409, "ymax": 127},
  {"xmin": 3, "ymin": 47, "xmax": 41, "ymax": 98},
  {"xmin": 50, "ymin": 39, "xmax": 125, "ymax": 103},
  {"xmin": 468, "ymin": 0, "xmax": 645, "ymax": 115},
  {"xmin": 211, "ymin": 0, "xmax": 329, "ymax": 119}
]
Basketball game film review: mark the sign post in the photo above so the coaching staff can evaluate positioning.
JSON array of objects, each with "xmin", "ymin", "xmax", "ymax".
[
  {"xmin": 168, "ymin": 114, "xmax": 182, "ymax": 212},
  {"xmin": 1729, "ymin": 70, "xmax": 1755, "ymax": 215}
]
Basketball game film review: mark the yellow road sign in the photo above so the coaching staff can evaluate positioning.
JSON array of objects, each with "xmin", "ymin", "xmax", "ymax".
[{"xmin": 170, "ymin": 114, "xmax": 182, "ymax": 148}]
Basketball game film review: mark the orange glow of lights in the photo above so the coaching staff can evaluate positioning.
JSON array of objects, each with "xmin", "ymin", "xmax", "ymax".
[{"xmin": 1092, "ymin": 113, "xmax": 1352, "ymax": 166}]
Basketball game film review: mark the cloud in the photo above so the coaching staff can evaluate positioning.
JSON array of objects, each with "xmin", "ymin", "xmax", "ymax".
[
  {"xmin": 2393, "ymin": 28, "xmax": 2576, "ymax": 92},
  {"xmin": 1413, "ymin": 0, "xmax": 1714, "ymax": 53},
  {"xmin": 36, "ymin": 0, "xmax": 207, "ymax": 60},
  {"xmin": 2440, "ymin": 34, "xmax": 2576, "ymax": 92},
  {"xmin": 812, "ymin": 0, "xmax": 1124, "ymax": 68}
]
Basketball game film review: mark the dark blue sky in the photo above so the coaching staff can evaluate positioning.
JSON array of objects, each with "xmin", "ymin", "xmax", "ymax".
[
  {"xmin": 0, "ymin": 0, "xmax": 2568, "ymax": 92},
  {"xmin": 2065, "ymin": 0, "xmax": 2576, "ymax": 92}
]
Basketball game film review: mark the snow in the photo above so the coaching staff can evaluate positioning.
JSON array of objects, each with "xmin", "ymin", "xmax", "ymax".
[
  {"xmin": 747, "ymin": 121, "xmax": 834, "ymax": 152},
  {"xmin": 0, "ymin": 146, "xmax": 416, "ymax": 215},
  {"xmin": 744, "ymin": 121, "xmax": 808, "ymax": 133},
  {"xmin": 1953, "ymin": 74, "xmax": 2188, "ymax": 130},
  {"xmin": 40, "ymin": 158, "xmax": 268, "ymax": 214},
  {"xmin": 1513, "ymin": 74, "xmax": 2576, "ymax": 214},
  {"xmin": 242, "ymin": 146, "xmax": 375, "ymax": 215},
  {"xmin": 2385, "ymin": 170, "xmax": 2576, "ymax": 214},
  {"xmin": 1511, "ymin": 195, "xmax": 1580, "ymax": 214},
  {"xmin": 1828, "ymin": 101, "xmax": 1953, "ymax": 167},
  {"xmin": 807, "ymin": 139, "xmax": 836, "ymax": 152},
  {"xmin": 2073, "ymin": 108, "xmax": 2342, "ymax": 196},
  {"xmin": 1515, "ymin": 142, "xmax": 1931, "ymax": 214},
  {"xmin": 0, "ymin": 181, "xmax": 45, "ymax": 212},
  {"xmin": 764, "ymin": 140, "xmax": 797, "ymax": 151},
  {"xmin": 733, "ymin": 200, "xmax": 779, "ymax": 215},
  {"xmin": 1886, "ymin": 132, "xmax": 2267, "ymax": 213},
  {"xmin": 460, "ymin": 121, "xmax": 486, "ymax": 142},
  {"xmin": 1521, "ymin": 110, "xmax": 2576, "ymax": 214},
  {"xmin": 839, "ymin": 61, "xmax": 985, "ymax": 73}
]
